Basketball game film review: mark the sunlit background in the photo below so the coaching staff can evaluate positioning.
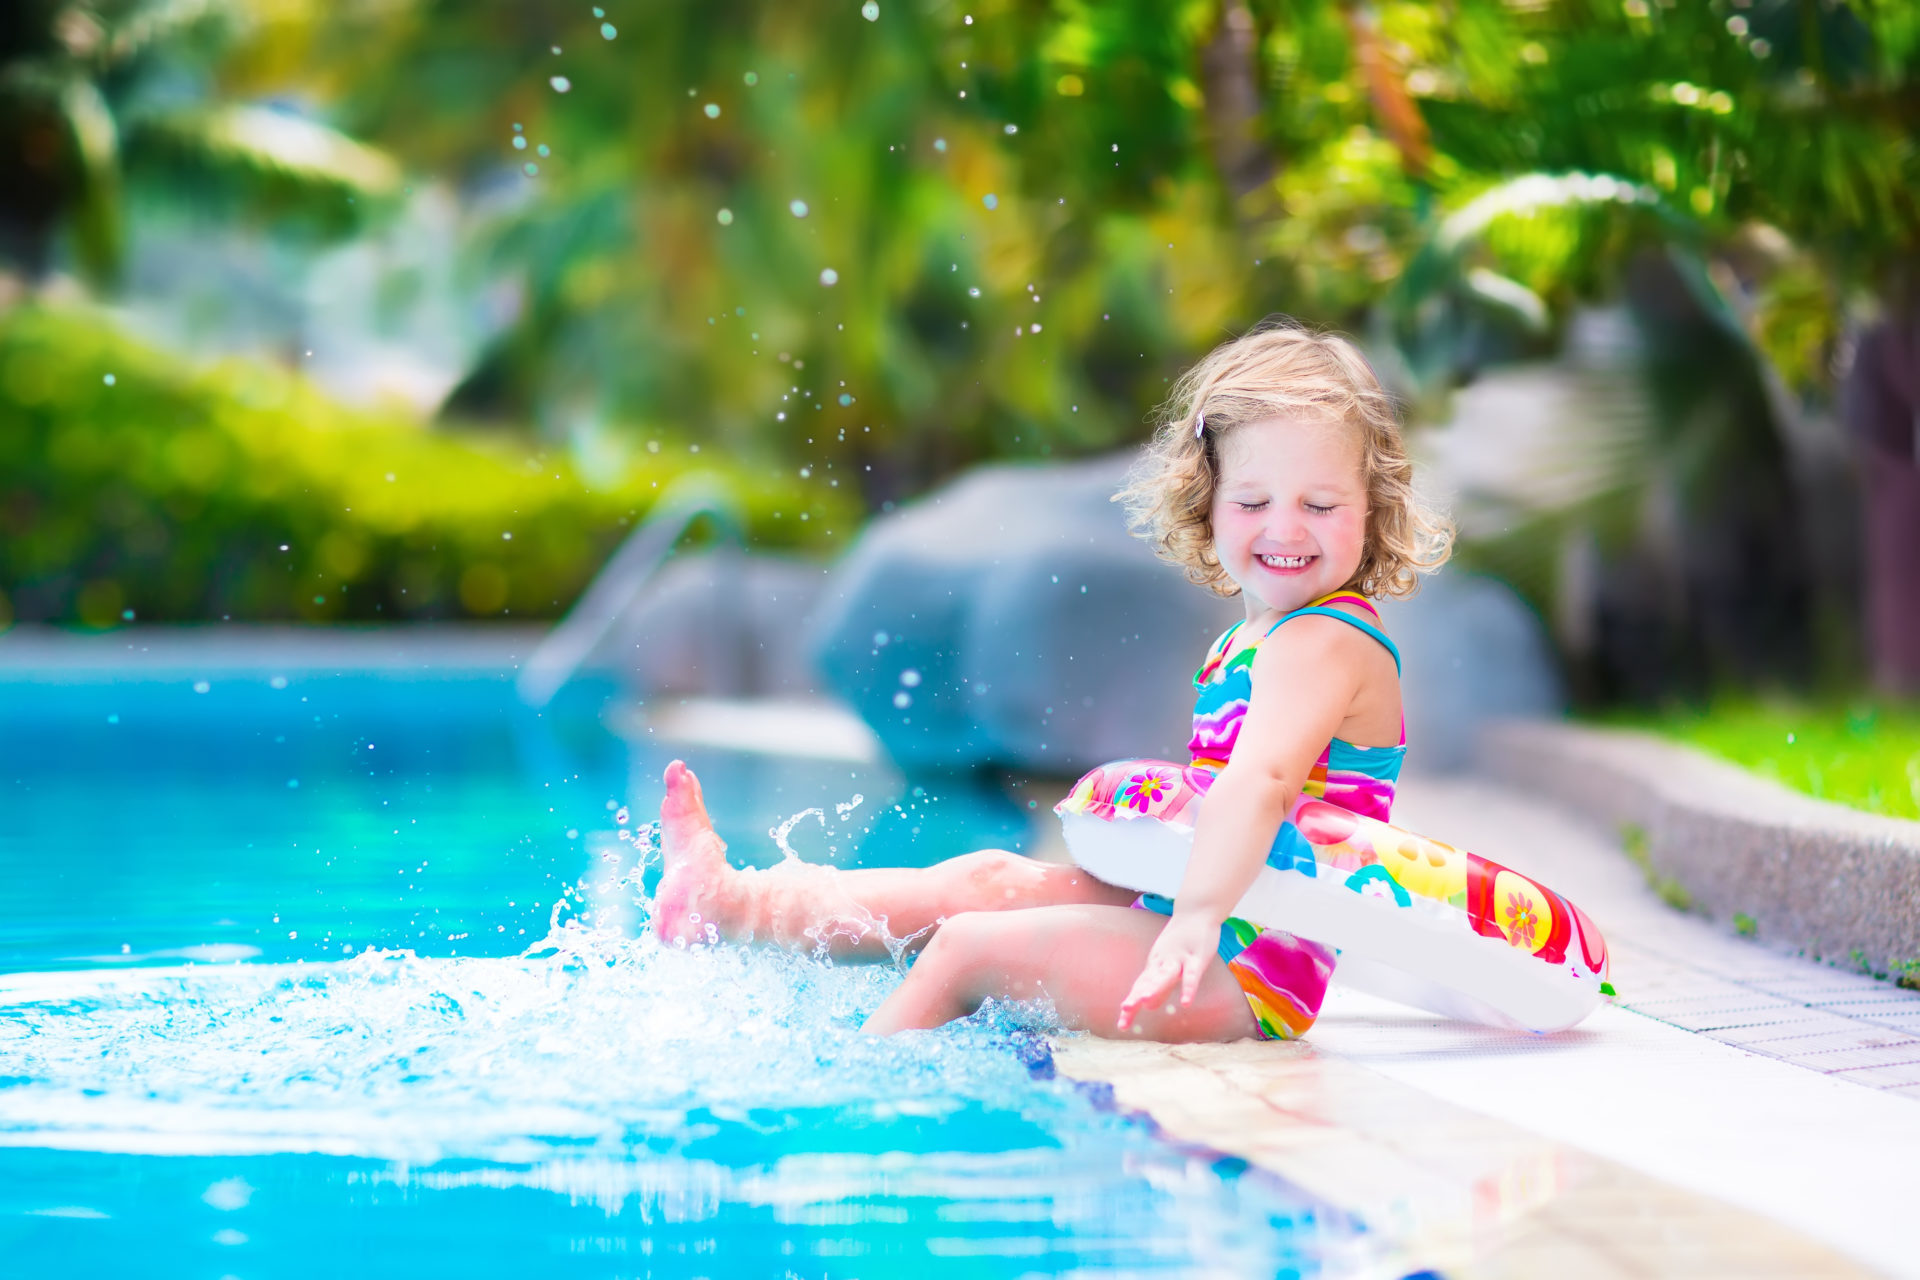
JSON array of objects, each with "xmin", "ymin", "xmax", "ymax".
[{"xmin": 2, "ymin": 0, "xmax": 1917, "ymax": 796}]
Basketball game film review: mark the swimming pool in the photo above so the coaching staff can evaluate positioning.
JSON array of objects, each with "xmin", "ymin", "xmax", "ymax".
[{"xmin": 0, "ymin": 651, "xmax": 1377, "ymax": 1275}]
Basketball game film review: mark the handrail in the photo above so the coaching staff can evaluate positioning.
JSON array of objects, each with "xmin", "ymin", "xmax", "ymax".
[{"xmin": 515, "ymin": 471, "xmax": 744, "ymax": 708}]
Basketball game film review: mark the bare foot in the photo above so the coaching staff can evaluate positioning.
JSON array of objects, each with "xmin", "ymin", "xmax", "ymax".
[{"xmin": 652, "ymin": 760, "xmax": 743, "ymax": 946}]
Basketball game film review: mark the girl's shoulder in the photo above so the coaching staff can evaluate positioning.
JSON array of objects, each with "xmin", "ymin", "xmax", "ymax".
[{"xmin": 1259, "ymin": 595, "xmax": 1401, "ymax": 677}]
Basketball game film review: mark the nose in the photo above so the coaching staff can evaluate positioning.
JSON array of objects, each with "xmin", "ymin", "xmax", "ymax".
[{"xmin": 1259, "ymin": 509, "xmax": 1310, "ymax": 547}]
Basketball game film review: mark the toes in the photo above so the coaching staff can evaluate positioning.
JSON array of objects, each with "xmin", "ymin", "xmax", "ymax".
[{"xmin": 660, "ymin": 759, "xmax": 711, "ymax": 830}]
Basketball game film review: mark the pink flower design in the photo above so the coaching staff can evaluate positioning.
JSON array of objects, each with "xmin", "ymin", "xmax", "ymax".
[{"xmin": 1117, "ymin": 768, "xmax": 1179, "ymax": 814}]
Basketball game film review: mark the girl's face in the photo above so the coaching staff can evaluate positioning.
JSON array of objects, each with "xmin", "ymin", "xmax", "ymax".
[{"xmin": 1209, "ymin": 416, "xmax": 1370, "ymax": 619}]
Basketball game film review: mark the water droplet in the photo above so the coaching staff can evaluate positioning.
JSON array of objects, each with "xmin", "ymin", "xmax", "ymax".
[
  {"xmin": 120, "ymin": 608, "xmax": 133, "ymax": 621},
  {"xmin": 102, "ymin": 373, "xmax": 115, "ymax": 386},
  {"xmin": 968, "ymin": 286, "xmax": 980, "ymax": 297},
  {"xmin": 900, "ymin": 668, "xmax": 922, "ymax": 687},
  {"xmin": 524, "ymin": 162, "xmax": 539, "ymax": 175},
  {"xmin": 593, "ymin": 6, "xmax": 604, "ymax": 15},
  {"xmin": 893, "ymin": 691, "xmax": 912, "ymax": 709},
  {"xmin": 287, "ymin": 779, "xmax": 299, "ymax": 788},
  {"xmin": 615, "ymin": 806, "xmax": 630, "ymax": 825},
  {"xmin": 601, "ymin": 21, "xmax": 617, "ymax": 39},
  {"xmin": 982, "ymin": 193, "xmax": 998, "ymax": 210},
  {"xmin": 193, "ymin": 680, "xmax": 210, "ymax": 694},
  {"xmin": 717, "ymin": 208, "xmax": 733, "ymax": 225},
  {"xmin": 1003, "ymin": 123, "xmax": 1018, "ymax": 134},
  {"xmin": 106, "ymin": 713, "xmax": 119, "ymax": 724},
  {"xmin": 617, "ymin": 828, "xmax": 633, "ymax": 842},
  {"xmin": 933, "ymin": 137, "xmax": 947, "ymax": 152},
  {"xmin": 703, "ymin": 102, "xmax": 720, "ymax": 118},
  {"xmin": 270, "ymin": 675, "xmax": 287, "ymax": 689},
  {"xmin": 549, "ymin": 75, "xmax": 572, "ymax": 93},
  {"xmin": 838, "ymin": 393, "xmax": 852, "ymax": 405},
  {"xmin": 861, "ymin": 0, "xmax": 879, "ymax": 18},
  {"xmin": 512, "ymin": 136, "xmax": 527, "ymax": 150},
  {"xmin": 744, "ymin": 71, "xmax": 758, "ymax": 85},
  {"xmin": 789, "ymin": 199, "xmax": 809, "ymax": 217},
  {"xmin": 818, "ymin": 267, "xmax": 838, "ymax": 286},
  {"xmin": 535, "ymin": 144, "xmax": 549, "ymax": 157},
  {"xmin": 512, "ymin": 122, "xmax": 523, "ymax": 132}
]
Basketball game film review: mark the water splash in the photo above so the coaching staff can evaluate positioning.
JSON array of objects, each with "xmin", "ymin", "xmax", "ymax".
[{"xmin": 768, "ymin": 807, "xmax": 824, "ymax": 865}]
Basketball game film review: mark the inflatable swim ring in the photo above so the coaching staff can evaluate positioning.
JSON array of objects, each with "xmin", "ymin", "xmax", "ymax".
[{"xmin": 1056, "ymin": 763, "xmax": 1613, "ymax": 1034}]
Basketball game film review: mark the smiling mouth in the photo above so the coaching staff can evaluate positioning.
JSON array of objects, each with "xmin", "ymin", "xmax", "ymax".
[{"xmin": 1257, "ymin": 554, "xmax": 1314, "ymax": 570}]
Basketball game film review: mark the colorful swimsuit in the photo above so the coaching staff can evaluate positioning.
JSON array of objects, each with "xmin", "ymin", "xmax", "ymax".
[{"xmin": 1058, "ymin": 591, "xmax": 1404, "ymax": 1040}]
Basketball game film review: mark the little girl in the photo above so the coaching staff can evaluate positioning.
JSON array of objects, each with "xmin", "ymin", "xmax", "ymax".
[{"xmin": 651, "ymin": 320, "xmax": 1451, "ymax": 1043}]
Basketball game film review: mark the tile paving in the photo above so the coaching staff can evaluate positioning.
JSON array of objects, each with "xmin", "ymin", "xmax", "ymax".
[{"xmin": 1392, "ymin": 776, "xmax": 1920, "ymax": 1098}]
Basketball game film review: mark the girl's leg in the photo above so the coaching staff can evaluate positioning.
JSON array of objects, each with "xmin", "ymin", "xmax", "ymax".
[
  {"xmin": 863, "ymin": 903, "xmax": 1259, "ymax": 1042},
  {"xmin": 652, "ymin": 761, "xmax": 1136, "ymax": 959}
]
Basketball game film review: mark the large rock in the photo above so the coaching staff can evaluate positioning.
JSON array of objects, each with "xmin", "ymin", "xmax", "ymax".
[
  {"xmin": 1377, "ymin": 573, "xmax": 1563, "ymax": 770},
  {"xmin": 592, "ymin": 548, "xmax": 829, "ymax": 699},
  {"xmin": 804, "ymin": 456, "xmax": 1238, "ymax": 773}
]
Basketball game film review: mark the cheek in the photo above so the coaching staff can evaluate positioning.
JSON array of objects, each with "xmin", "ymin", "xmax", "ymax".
[
  {"xmin": 1336, "ymin": 509, "xmax": 1369, "ymax": 552},
  {"xmin": 1211, "ymin": 505, "xmax": 1255, "ymax": 545}
]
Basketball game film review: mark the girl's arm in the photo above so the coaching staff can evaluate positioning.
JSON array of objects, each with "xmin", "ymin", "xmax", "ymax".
[{"xmin": 1116, "ymin": 618, "xmax": 1369, "ymax": 1030}]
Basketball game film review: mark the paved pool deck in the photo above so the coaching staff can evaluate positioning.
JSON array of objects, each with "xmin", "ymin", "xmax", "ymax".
[{"xmin": 1049, "ymin": 777, "xmax": 1920, "ymax": 1279}]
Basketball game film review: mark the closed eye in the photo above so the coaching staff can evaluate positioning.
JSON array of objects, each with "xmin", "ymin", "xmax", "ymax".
[
  {"xmin": 1235, "ymin": 501, "xmax": 1269, "ymax": 512},
  {"xmin": 1304, "ymin": 502, "xmax": 1337, "ymax": 515}
]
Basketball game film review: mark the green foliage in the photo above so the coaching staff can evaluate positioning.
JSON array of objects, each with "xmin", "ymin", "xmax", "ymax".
[
  {"xmin": 1732, "ymin": 911, "xmax": 1757, "ymax": 938},
  {"xmin": 1620, "ymin": 699, "xmax": 1920, "ymax": 821},
  {"xmin": 0, "ymin": 307, "xmax": 848, "ymax": 625}
]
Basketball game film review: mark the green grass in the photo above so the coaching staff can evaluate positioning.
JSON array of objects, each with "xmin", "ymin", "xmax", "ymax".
[{"xmin": 1618, "ymin": 701, "xmax": 1920, "ymax": 822}]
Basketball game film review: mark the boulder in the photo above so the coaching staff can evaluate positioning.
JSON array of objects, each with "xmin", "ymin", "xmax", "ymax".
[
  {"xmin": 593, "ymin": 548, "xmax": 829, "ymax": 699},
  {"xmin": 803, "ymin": 456, "xmax": 1238, "ymax": 772},
  {"xmin": 1377, "ymin": 572, "xmax": 1564, "ymax": 770}
]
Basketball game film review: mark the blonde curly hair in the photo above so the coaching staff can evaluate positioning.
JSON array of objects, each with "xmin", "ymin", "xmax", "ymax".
[{"xmin": 1119, "ymin": 318, "xmax": 1453, "ymax": 599}]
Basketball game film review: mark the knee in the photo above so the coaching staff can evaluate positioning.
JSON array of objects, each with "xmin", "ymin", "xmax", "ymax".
[
  {"xmin": 952, "ymin": 849, "xmax": 1046, "ymax": 901},
  {"xmin": 916, "ymin": 910, "xmax": 999, "ymax": 978}
]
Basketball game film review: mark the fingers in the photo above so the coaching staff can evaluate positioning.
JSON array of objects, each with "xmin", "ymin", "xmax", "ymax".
[
  {"xmin": 1179, "ymin": 957, "xmax": 1203, "ymax": 1008},
  {"xmin": 1117, "ymin": 958, "xmax": 1178, "ymax": 1031}
]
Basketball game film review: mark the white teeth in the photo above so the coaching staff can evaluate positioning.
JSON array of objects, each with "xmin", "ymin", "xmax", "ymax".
[{"xmin": 1259, "ymin": 554, "xmax": 1309, "ymax": 569}]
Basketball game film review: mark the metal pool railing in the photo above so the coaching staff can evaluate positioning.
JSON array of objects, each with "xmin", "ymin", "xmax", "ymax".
[{"xmin": 515, "ymin": 473, "xmax": 743, "ymax": 708}]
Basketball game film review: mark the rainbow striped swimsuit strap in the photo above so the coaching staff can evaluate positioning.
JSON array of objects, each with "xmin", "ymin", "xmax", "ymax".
[
  {"xmin": 1263, "ymin": 592, "xmax": 1401, "ymax": 676},
  {"xmin": 1192, "ymin": 620, "xmax": 1246, "ymax": 690}
]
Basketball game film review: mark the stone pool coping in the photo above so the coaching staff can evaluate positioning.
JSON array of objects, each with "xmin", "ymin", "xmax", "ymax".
[
  {"xmin": 0, "ymin": 623, "xmax": 547, "ymax": 673},
  {"xmin": 1477, "ymin": 719, "xmax": 1920, "ymax": 972},
  {"xmin": 1045, "ymin": 1037, "xmax": 1857, "ymax": 1279}
]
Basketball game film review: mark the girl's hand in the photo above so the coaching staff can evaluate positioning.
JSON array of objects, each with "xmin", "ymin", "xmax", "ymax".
[{"xmin": 1117, "ymin": 913, "xmax": 1221, "ymax": 1032}]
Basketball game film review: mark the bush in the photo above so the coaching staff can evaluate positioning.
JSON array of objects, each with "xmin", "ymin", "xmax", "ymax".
[{"xmin": 0, "ymin": 306, "xmax": 854, "ymax": 625}]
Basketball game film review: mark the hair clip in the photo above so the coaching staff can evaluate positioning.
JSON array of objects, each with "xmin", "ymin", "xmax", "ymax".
[{"xmin": 1193, "ymin": 413, "xmax": 1206, "ymax": 441}]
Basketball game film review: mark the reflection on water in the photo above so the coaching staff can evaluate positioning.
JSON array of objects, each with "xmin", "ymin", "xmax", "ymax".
[{"xmin": 0, "ymin": 916, "xmax": 1367, "ymax": 1275}]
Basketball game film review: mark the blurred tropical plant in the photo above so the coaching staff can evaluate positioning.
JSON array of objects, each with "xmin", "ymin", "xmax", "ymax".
[
  {"xmin": 0, "ymin": 305, "xmax": 845, "ymax": 626},
  {"xmin": 0, "ymin": 0, "xmax": 402, "ymax": 285},
  {"xmin": 2, "ymin": 0, "xmax": 1915, "ymax": 698}
]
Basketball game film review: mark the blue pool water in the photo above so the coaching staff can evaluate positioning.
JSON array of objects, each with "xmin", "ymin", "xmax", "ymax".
[{"xmin": 0, "ymin": 657, "xmax": 1376, "ymax": 1276}]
